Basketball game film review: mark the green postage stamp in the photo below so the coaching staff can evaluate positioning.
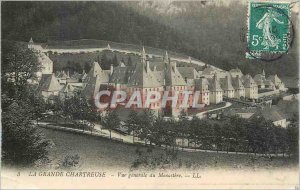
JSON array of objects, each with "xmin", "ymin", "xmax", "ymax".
[{"xmin": 248, "ymin": 1, "xmax": 291, "ymax": 54}]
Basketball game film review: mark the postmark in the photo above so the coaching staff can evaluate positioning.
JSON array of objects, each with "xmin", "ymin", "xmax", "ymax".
[{"xmin": 247, "ymin": 1, "xmax": 294, "ymax": 61}]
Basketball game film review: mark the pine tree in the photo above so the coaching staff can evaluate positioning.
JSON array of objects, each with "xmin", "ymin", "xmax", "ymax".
[
  {"xmin": 102, "ymin": 110, "xmax": 120, "ymax": 139},
  {"xmin": 2, "ymin": 102, "xmax": 52, "ymax": 166},
  {"xmin": 100, "ymin": 54, "xmax": 110, "ymax": 70},
  {"xmin": 112, "ymin": 54, "xmax": 119, "ymax": 67},
  {"xmin": 125, "ymin": 110, "xmax": 140, "ymax": 143},
  {"xmin": 139, "ymin": 110, "xmax": 155, "ymax": 145},
  {"xmin": 127, "ymin": 56, "xmax": 133, "ymax": 67},
  {"xmin": 84, "ymin": 62, "xmax": 92, "ymax": 73}
]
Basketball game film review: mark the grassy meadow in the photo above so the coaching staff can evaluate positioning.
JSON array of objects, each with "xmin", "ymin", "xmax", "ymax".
[{"xmin": 39, "ymin": 127, "xmax": 298, "ymax": 171}]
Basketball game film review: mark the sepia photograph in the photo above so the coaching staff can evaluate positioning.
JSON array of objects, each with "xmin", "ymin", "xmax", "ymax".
[{"xmin": 1, "ymin": 0, "xmax": 299, "ymax": 189}]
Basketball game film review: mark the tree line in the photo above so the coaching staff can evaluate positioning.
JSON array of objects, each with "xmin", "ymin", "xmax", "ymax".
[{"xmin": 101, "ymin": 109, "xmax": 299, "ymax": 158}]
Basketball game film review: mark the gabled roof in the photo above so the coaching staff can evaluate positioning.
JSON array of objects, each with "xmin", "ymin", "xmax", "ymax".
[
  {"xmin": 177, "ymin": 67, "xmax": 199, "ymax": 79},
  {"xmin": 265, "ymin": 79, "xmax": 275, "ymax": 86},
  {"xmin": 202, "ymin": 66, "xmax": 217, "ymax": 75},
  {"xmin": 243, "ymin": 74, "xmax": 257, "ymax": 88},
  {"xmin": 153, "ymin": 70, "xmax": 165, "ymax": 86},
  {"xmin": 84, "ymin": 62, "xmax": 109, "ymax": 84},
  {"xmin": 232, "ymin": 76, "xmax": 245, "ymax": 90},
  {"xmin": 56, "ymin": 71, "xmax": 68, "ymax": 79},
  {"xmin": 253, "ymin": 74, "xmax": 266, "ymax": 85},
  {"xmin": 37, "ymin": 74, "xmax": 62, "ymax": 92},
  {"xmin": 164, "ymin": 62, "xmax": 186, "ymax": 86},
  {"xmin": 127, "ymin": 61, "xmax": 161, "ymax": 88},
  {"xmin": 83, "ymin": 75, "xmax": 102, "ymax": 98},
  {"xmin": 72, "ymin": 71, "xmax": 87, "ymax": 80},
  {"xmin": 61, "ymin": 83, "xmax": 75, "ymax": 93},
  {"xmin": 254, "ymin": 74, "xmax": 265, "ymax": 81},
  {"xmin": 220, "ymin": 75, "xmax": 234, "ymax": 91},
  {"xmin": 267, "ymin": 74, "xmax": 282, "ymax": 84},
  {"xmin": 37, "ymin": 52, "xmax": 53, "ymax": 65},
  {"xmin": 208, "ymin": 75, "xmax": 222, "ymax": 91},
  {"xmin": 194, "ymin": 77, "xmax": 209, "ymax": 91},
  {"xmin": 110, "ymin": 66, "xmax": 131, "ymax": 84},
  {"xmin": 88, "ymin": 62, "xmax": 102, "ymax": 77}
]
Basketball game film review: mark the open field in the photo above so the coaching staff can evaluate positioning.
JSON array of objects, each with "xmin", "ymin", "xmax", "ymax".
[{"xmin": 39, "ymin": 128, "xmax": 298, "ymax": 171}]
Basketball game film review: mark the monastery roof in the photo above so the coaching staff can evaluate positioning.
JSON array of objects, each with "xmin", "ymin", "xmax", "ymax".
[
  {"xmin": 254, "ymin": 74, "xmax": 265, "ymax": 81},
  {"xmin": 220, "ymin": 76, "xmax": 234, "ymax": 91},
  {"xmin": 177, "ymin": 67, "xmax": 199, "ymax": 79},
  {"xmin": 83, "ymin": 75, "xmax": 102, "ymax": 98},
  {"xmin": 84, "ymin": 62, "xmax": 110, "ymax": 84},
  {"xmin": 202, "ymin": 66, "xmax": 217, "ymax": 75},
  {"xmin": 88, "ymin": 62, "xmax": 102, "ymax": 78},
  {"xmin": 186, "ymin": 79, "xmax": 195, "ymax": 87},
  {"xmin": 194, "ymin": 77, "xmax": 209, "ymax": 91},
  {"xmin": 37, "ymin": 74, "xmax": 62, "ymax": 92},
  {"xmin": 37, "ymin": 52, "xmax": 53, "ymax": 65},
  {"xmin": 243, "ymin": 74, "xmax": 257, "ymax": 88},
  {"xmin": 232, "ymin": 76, "xmax": 245, "ymax": 90},
  {"xmin": 56, "ymin": 71, "xmax": 68, "ymax": 79},
  {"xmin": 265, "ymin": 80, "xmax": 275, "ymax": 86},
  {"xmin": 153, "ymin": 70, "xmax": 165, "ymax": 86},
  {"xmin": 164, "ymin": 62, "xmax": 186, "ymax": 86},
  {"xmin": 127, "ymin": 61, "xmax": 161, "ymax": 88},
  {"xmin": 110, "ymin": 66, "xmax": 129, "ymax": 84},
  {"xmin": 253, "ymin": 74, "xmax": 267, "ymax": 85},
  {"xmin": 208, "ymin": 75, "xmax": 222, "ymax": 91},
  {"xmin": 60, "ymin": 83, "xmax": 75, "ymax": 93},
  {"xmin": 267, "ymin": 74, "xmax": 282, "ymax": 84},
  {"xmin": 72, "ymin": 72, "xmax": 87, "ymax": 80}
]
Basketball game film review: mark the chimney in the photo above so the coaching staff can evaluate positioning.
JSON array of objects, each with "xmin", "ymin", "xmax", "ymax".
[{"xmin": 110, "ymin": 64, "xmax": 114, "ymax": 75}]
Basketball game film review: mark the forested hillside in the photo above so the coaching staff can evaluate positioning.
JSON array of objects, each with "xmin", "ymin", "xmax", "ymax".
[
  {"xmin": 2, "ymin": 1, "xmax": 298, "ymax": 77},
  {"xmin": 2, "ymin": 2, "xmax": 184, "ymax": 50}
]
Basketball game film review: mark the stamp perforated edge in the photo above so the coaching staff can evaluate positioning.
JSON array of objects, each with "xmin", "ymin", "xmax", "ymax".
[{"xmin": 246, "ymin": 0, "xmax": 292, "ymax": 56}]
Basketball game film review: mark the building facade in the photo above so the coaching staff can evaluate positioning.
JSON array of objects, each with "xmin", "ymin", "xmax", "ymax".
[{"xmin": 30, "ymin": 39, "xmax": 287, "ymax": 116}]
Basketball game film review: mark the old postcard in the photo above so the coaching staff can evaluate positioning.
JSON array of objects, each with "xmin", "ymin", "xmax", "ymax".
[{"xmin": 1, "ymin": 0, "xmax": 299, "ymax": 189}]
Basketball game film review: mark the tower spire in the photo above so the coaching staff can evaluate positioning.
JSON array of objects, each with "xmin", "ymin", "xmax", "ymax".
[
  {"xmin": 262, "ymin": 69, "xmax": 265, "ymax": 76},
  {"xmin": 141, "ymin": 46, "xmax": 146, "ymax": 63},
  {"xmin": 28, "ymin": 37, "xmax": 34, "ymax": 49},
  {"xmin": 164, "ymin": 50, "xmax": 169, "ymax": 63}
]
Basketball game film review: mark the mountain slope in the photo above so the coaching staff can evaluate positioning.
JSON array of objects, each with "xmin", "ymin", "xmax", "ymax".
[
  {"xmin": 131, "ymin": 1, "xmax": 299, "ymax": 77},
  {"xmin": 2, "ymin": 2, "xmax": 185, "ymax": 50},
  {"xmin": 2, "ymin": 1, "xmax": 299, "ymax": 77}
]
